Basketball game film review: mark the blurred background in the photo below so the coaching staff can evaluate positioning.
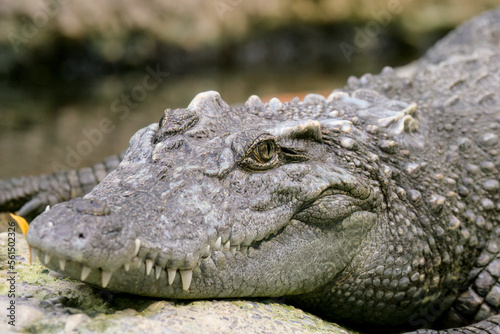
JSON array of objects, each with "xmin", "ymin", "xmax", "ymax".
[{"xmin": 1, "ymin": 0, "xmax": 499, "ymax": 179}]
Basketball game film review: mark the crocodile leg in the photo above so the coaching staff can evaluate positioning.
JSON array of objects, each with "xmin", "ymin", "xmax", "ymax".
[{"xmin": 0, "ymin": 153, "xmax": 123, "ymax": 221}]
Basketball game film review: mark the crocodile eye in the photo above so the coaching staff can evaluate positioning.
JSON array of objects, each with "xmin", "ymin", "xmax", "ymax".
[
  {"xmin": 238, "ymin": 136, "xmax": 282, "ymax": 171},
  {"xmin": 158, "ymin": 114, "xmax": 166, "ymax": 128},
  {"xmin": 253, "ymin": 140, "xmax": 276, "ymax": 163}
]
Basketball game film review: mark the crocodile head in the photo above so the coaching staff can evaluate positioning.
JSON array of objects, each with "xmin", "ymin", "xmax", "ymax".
[{"xmin": 27, "ymin": 89, "xmax": 426, "ymax": 325}]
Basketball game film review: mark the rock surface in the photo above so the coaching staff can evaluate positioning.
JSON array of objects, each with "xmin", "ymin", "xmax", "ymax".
[{"xmin": 0, "ymin": 232, "xmax": 356, "ymax": 333}]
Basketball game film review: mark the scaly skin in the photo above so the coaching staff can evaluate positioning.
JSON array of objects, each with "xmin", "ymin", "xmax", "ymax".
[
  {"xmin": 2, "ymin": 8, "xmax": 500, "ymax": 333},
  {"xmin": 0, "ymin": 154, "xmax": 123, "ymax": 220}
]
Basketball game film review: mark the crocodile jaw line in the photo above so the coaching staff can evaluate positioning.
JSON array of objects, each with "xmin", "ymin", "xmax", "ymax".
[
  {"xmin": 29, "ymin": 209, "xmax": 376, "ymax": 297},
  {"xmin": 28, "ymin": 225, "xmax": 286, "ymax": 292}
]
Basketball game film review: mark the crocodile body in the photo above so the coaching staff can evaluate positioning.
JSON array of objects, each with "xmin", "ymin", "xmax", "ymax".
[{"xmin": 2, "ymin": 8, "xmax": 500, "ymax": 333}]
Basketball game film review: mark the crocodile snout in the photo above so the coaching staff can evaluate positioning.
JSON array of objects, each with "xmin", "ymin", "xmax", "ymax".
[{"xmin": 27, "ymin": 198, "xmax": 138, "ymax": 285}]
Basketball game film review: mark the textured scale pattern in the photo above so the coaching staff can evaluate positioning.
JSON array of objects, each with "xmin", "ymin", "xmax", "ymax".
[
  {"xmin": 1, "ymin": 8, "xmax": 500, "ymax": 334},
  {"xmin": 0, "ymin": 153, "xmax": 123, "ymax": 220}
]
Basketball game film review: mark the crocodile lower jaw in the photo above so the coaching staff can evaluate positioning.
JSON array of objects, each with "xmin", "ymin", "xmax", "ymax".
[{"xmin": 31, "ymin": 246, "xmax": 196, "ymax": 290}]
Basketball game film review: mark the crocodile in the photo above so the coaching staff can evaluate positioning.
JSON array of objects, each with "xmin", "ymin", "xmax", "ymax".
[{"xmin": 2, "ymin": 8, "xmax": 500, "ymax": 333}]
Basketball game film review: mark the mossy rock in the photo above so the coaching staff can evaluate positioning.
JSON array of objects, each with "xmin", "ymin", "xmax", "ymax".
[{"xmin": 0, "ymin": 232, "xmax": 357, "ymax": 333}]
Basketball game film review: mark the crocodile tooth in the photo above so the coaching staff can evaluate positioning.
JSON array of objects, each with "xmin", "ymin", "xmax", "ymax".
[
  {"xmin": 59, "ymin": 258, "xmax": 66, "ymax": 270},
  {"xmin": 102, "ymin": 271, "xmax": 112, "ymax": 288},
  {"xmin": 180, "ymin": 269, "xmax": 193, "ymax": 291},
  {"xmin": 31, "ymin": 248, "xmax": 39, "ymax": 263},
  {"xmin": 135, "ymin": 257, "xmax": 142, "ymax": 269},
  {"xmin": 145, "ymin": 259, "xmax": 153, "ymax": 276},
  {"xmin": 167, "ymin": 268, "xmax": 176, "ymax": 285},
  {"xmin": 202, "ymin": 245, "xmax": 210, "ymax": 257},
  {"xmin": 214, "ymin": 237, "xmax": 222, "ymax": 250},
  {"xmin": 124, "ymin": 262, "xmax": 130, "ymax": 272},
  {"xmin": 155, "ymin": 265, "xmax": 162, "ymax": 280},
  {"xmin": 223, "ymin": 240, "xmax": 231, "ymax": 251},
  {"xmin": 39, "ymin": 250, "xmax": 45, "ymax": 262},
  {"xmin": 44, "ymin": 254, "xmax": 51, "ymax": 264},
  {"xmin": 81, "ymin": 266, "xmax": 91, "ymax": 281},
  {"xmin": 240, "ymin": 246, "xmax": 248, "ymax": 256},
  {"xmin": 134, "ymin": 239, "xmax": 141, "ymax": 256},
  {"xmin": 44, "ymin": 205, "xmax": 51, "ymax": 212},
  {"xmin": 230, "ymin": 246, "xmax": 237, "ymax": 255}
]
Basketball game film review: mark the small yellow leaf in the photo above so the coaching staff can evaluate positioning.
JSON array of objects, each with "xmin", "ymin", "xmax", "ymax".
[
  {"xmin": 10, "ymin": 213, "xmax": 32, "ymax": 264},
  {"xmin": 10, "ymin": 213, "xmax": 29, "ymax": 236}
]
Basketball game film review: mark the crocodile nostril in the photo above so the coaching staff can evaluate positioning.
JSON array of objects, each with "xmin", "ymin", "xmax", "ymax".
[{"xmin": 78, "ymin": 233, "xmax": 85, "ymax": 239}]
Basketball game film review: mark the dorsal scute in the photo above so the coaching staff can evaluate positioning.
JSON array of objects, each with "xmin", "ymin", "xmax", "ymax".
[
  {"xmin": 187, "ymin": 91, "xmax": 230, "ymax": 116},
  {"xmin": 303, "ymin": 93, "xmax": 326, "ymax": 106},
  {"xmin": 157, "ymin": 91, "xmax": 238, "ymax": 145},
  {"xmin": 326, "ymin": 88, "xmax": 422, "ymax": 150}
]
